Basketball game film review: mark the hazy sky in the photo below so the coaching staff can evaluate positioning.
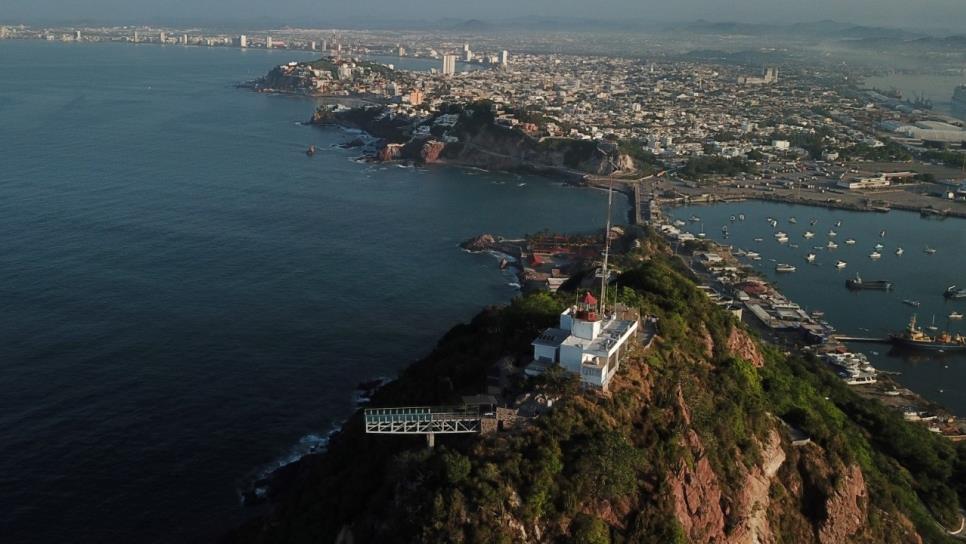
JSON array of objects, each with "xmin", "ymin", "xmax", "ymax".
[{"xmin": 4, "ymin": 0, "xmax": 966, "ymax": 30}]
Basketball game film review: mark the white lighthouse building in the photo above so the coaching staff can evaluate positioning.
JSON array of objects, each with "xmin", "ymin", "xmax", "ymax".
[{"xmin": 530, "ymin": 292, "xmax": 639, "ymax": 390}]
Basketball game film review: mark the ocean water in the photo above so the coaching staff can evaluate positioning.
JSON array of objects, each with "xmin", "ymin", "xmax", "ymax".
[
  {"xmin": 671, "ymin": 201, "xmax": 966, "ymax": 416},
  {"xmin": 0, "ymin": 41, "xmax": 625, "ymax": 542}
]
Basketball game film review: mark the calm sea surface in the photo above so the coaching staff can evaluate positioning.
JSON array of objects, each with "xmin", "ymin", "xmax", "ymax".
[
  {"xmin": 672, "ymin": 201, "xmax": 966, "ymax": 416},
  {"xmin": 0, "ymin": 41, "xmax": 624, "ymax": 542}
]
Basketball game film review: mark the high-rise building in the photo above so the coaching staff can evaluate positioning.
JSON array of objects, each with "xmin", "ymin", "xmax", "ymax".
[
  {"xmin": 321, "ymin": 39, "xmax": 327, "ymax": 52},
  {"xmin": 238, "ymin": 35, "xmax": 247, "ymax": 48},
  {"xmin": 132, "ymin": 30, "xmax": 138, "ymax": 43},
  {"xmin": 464, "ymin": 49, "xmax": 473, "ymax": 62},
  {"xmin": 500, "ymin": 50, "xmax": 509, "ymax": 67},
  {"xmin": 441, "ymin": 54, "xmax": 457, "ymax": 76},
  {"xmin": 75, "ymin": 30, "xmax": 82, "ymax": 41},
  {"xmin": 398, "ymin": 46, "xmax": 406, "ymax": 57},
  {"xmin": 266, "ymin": 36, "xmax": 273, "ymax": 49},
  {"xmin": 310, "ymin": 41, "xmax": 316, "ymax": 50},
  {"xmin": 159, "ymin": 32, "xmax": 166, "ymax": 43},
  {"xmin": 181, "ymin": 34, "xmax": 188, "ymax": 45}
]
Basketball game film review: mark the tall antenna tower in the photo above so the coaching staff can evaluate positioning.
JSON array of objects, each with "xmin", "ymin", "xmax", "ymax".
[{"xmin": 600, "ymin": 179, "xmax": 614, "ymax": 316}]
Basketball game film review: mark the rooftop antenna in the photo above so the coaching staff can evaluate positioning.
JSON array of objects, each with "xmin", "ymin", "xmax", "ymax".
[{"xmin": 600, "ymin": 179, "xmax": 614, "ymax": 316}]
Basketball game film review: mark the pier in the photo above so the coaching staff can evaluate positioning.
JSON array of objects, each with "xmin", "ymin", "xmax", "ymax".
[{"xmin": 832, "ymin": 335, "xmax": 892, "ymax": 344}]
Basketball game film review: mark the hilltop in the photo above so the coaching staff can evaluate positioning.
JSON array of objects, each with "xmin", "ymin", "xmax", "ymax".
[{"xmin": 226, "ymin": 229, "xmax": 966, "ymax": 543}]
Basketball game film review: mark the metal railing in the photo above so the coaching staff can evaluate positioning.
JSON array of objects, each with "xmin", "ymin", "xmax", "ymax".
[{"xmin": 364, "ymin": 406, "xmax": 483, "ymax": 435}]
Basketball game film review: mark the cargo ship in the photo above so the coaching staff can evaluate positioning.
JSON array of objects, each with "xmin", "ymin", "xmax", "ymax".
[
  {"xmin": 890, "ymin": 315, "xmax": 966, "ymax": 351},
  {"xmin": 845, "ymin": 274, "xmax": 893, "ymax": 291}
]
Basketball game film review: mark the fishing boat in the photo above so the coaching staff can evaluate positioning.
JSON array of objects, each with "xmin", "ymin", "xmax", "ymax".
[
  {"xmin": 925, "ymin": 246, "xmax": 937, "ymax": 255},
  {"xmin": 803, "ymin": 231, "xmax": 815, "ymax": 239},
  {"xmin": 950, "ymin": 312, "xmax": 964, "ymax": 320},
  {"xmin": 903, "ymin": 299, "xmax": 921, "ymax": 307},
  {"xmin": 869, "ymin": 251, "xmax": 882, "ymax": 260},
  {"xmin": 896, "ymin": 247, "xmax": 904, "ymax": 256},
  {"xmin": 775, "ymin": 263, "xmax": 796, "ymax": 273},
  {"xmin": 846, "ymin": 274, "xmax": 893, "ymax": 291},
  {"xmin": 844, "ymin": 239, "xmax": 856, "ymax": 245},
  {"xmin": 805, "ymin": 253, "xmax": 816, "ymax": 262},
  {"xmin": 827, "ymin": 240, "xmax": 838, "ymax": 249},
  {"xmin": 944, "ymin": 286, "xmax": 966, "ymax": 300},
  {"xmin": 890, "ymin": 314, "xmax": 966, "ymax": 351},
  {"xmin": 835, "ymin": 260, "xmax": 848, "ymax": 269}
]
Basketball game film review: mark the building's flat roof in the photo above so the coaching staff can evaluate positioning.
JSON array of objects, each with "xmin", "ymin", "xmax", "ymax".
[
  {"xmin": 561, "ymin": 317, "xmax": 638, "ymax": 358},
  {"xmin": 532, "ymin": 328, "xmax": 571, "ymax": 347}
]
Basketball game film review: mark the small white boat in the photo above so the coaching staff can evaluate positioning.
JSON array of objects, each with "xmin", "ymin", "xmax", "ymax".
[
  {"xmin": 673, "ymin": 219, "xmax": 686, "ymax": 227},
  {"xmin": 880, "ymin": 229, "xmax": 887, "ymax": 237},
  {"xmin": 950, "ymin": 312, "xmax": 964, "ymax": 320},
  {"xmin": 874, "ymin": 243, "xmax": 884, "ymax": 250},
  {"xmin": 775, "ymin": 263, "xmax": 796, "ymax": 273},
  {"xmin": 925, "ymin": 246, "xmax": 937, "ymax": 255},
  {"xmin": 754, "ymin": 237, "xmax": 764, "ymax": 243},
  {"xmin": 775, "ymin": 231, "xmax": 788, "ymax": 238},
  {"xmin": 810, "ymin": 218, "xmax": 818, "ymax": 226},
  {"xmin": 835, "ymin": 260, "xmax": 847, "ymax": 269},
  {"xmin": 803, "ymin": 231, "xmax": 815, "ymax": 239},
  {"xmin": 738, "ymin": 213, "xmax": 745, "ymax": 221},
  {"xmin": 903, "ymin": 299, "xmax": 921, "ymax": 307},
  {"xmin": 730, "ymin": 215, "xmax": 737, "ymax": 222},
  {"xmin": 895, "ymin": 247, "xmax": 904, "ymax": 256},
  {"xmin": 828, "ymin": 230, "xmax": 837, "ymax": 237},
  {"xmin": 844, "ymin": 239, "xmax": 856, "ymax": 245},
  {"xmin": 835, "ymin": 220, "xmax": 843, "ymax": 227},
  {"xmin": 806, "ymin": 253, "xmax": 816, "ymax": 262},
  {"xmin": 789, "ymin": 217, "xmax": 798, "ymax": 224},
  {"xmin": 827, "ymin": 241, "xmax": 839, "ymax": 249},
  {"xmin": 869, "ymin": 251, "xmax": 881, "ymax": 260},
  {"xmin": 746, "ymin": 252, "xmax": 762, "ymax": 261},
  {"xmin": 776, "ymin": 236, "xmax": 789, "ymax": 244}
]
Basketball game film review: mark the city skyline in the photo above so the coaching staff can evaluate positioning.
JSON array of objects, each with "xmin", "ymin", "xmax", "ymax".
[{"xmin": 4, "ymin": 0, "xmax": 966, "ymax": 31}]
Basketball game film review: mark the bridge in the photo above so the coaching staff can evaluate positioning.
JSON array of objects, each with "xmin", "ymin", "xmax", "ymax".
[{"xmin": 364, "ymin": 405, "xmax": 487, "ymax": 447}]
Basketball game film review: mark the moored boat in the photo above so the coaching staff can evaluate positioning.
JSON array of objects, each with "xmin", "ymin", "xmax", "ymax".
[
  {"xmin": 944, "ymin": 286, "xmax": 966, "ymax": 300},
  {"xmin": 890, "ymin": 314, "xmax": 966, "ymax": 351},
  {"xmin": 835, "ymin": 260, "xmax": 847, "ymax": 269},
  {"xmin": 846, "ymin": 274, "xmax": 893, "ymax": 291},
  {"xmin": 775, "ymin": 263, "xmax": 796, "ymax": 273}
]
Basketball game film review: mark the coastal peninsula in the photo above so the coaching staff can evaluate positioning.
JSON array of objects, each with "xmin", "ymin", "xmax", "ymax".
[{"xmin": 228, "ymin": 228, "xmax": 966, "ymax": 543}]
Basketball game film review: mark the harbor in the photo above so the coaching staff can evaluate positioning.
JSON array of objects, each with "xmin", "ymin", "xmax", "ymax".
[{"xmin": 654, "ymin": 201, "xmax": 966, "ymax": 440}]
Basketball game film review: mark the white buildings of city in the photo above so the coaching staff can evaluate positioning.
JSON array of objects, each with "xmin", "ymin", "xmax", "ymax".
[
  {"xmin": 529, "ymin": 292, "xmax": 639, "ymax": 391},
  {"xmin": 441, "ymin": 54, "xmax": 457, "ymax": 76}
]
